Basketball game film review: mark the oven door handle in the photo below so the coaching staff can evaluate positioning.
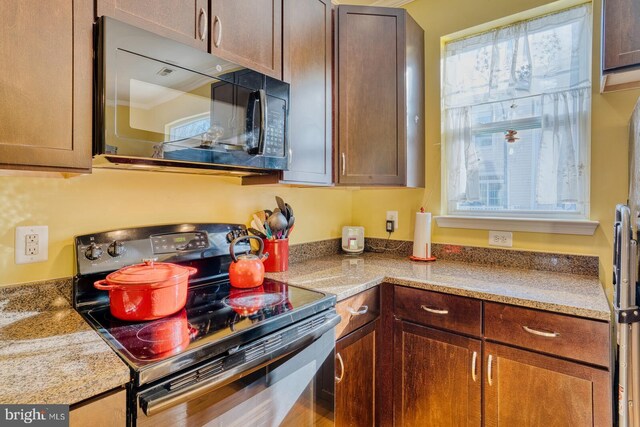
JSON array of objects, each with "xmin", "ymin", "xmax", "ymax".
[{"xmin": 139, "ymin": 311, "xmax": 340, "ymax": 417}]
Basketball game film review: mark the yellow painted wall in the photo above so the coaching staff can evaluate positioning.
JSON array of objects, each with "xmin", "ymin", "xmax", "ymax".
[
  {"xmin": 351, "ymin": 0, "xmax": 640, "ymax": 294},
  {"xmin": 0, "ymin": 170, "xmax": 353, "ymax": 286}
]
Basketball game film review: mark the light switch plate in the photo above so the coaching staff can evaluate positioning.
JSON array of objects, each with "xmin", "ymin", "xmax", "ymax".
[
  {"xmin": 15, "ymin": 226, "xmax": 48, "ymax": 264},
  {"xmin": 489, "ymin": 230, "xmax": 512, "ymax": 247}
]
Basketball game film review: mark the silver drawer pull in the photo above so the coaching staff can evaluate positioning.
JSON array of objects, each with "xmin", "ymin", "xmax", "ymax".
[
  {"xmin": 471, "ymin": 351, "xmax": 478, "ymax": 382},
  {"xmin": 348, "ymin": 305, "xmax": 368, "ymax": 316},
  {"xmin": 522, "ymin": 325, "xmax": 560, "ymax": 338},
  {"xmin": 487, "ymin": 354, "xmax": 493, "ymax": 386},
  {"xmin": 420, "ymin": 305, "xmax": 449, "ymax": 315},
  {"xmin": 335, "ymin": 353, "xmax": 344, "ymax": 383}
]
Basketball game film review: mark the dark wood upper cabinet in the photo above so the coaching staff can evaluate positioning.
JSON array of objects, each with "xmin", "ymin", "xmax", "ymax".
[
  {"xmin": 484, "ymin": 342, "xmax": 611, "ymax": 427},
  {"xmin": 97, "ymin": 0, "xmax": 209, "ymax": 51},
  {"xmin": 280, "ymin": 0, "xmax": 332, "ymax": 185},
  {"xmin": 394, "ymin": 320, "xmax": 481, "ymax": 427},
  {"xmin": 601, "ymin": 0, "xmax": 640, "ymax": 91},
  {"xmin": 335, "ymin": 320, "xmax": 377, "ymax": 427},
  {"xmin": 335, "ymin": 6, "xmax": 424, "ymax": 187},
  {"xmin": 0, "ymin": 0, "xmax": 92, "ymax": 173},
  {"xmin": 209, "ymin": 0, "xmax": 282, "ymax": 80}
]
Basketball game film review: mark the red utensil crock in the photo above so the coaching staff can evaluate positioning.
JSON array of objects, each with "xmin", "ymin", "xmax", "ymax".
[{"xmin": 263, "ymin": 239, "xmax": 289, "ymax": 272}]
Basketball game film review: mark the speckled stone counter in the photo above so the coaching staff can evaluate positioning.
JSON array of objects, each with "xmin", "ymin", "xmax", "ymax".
[
  {"xmin": 266, "ymin": 252, "xmax": 611, "ymax": 321},
  {"xmin": 0, "ymin": 280, "xmax": 130, "ymax": 405}
]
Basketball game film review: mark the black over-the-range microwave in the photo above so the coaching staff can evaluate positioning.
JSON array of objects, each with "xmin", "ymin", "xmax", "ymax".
[{"xmin": 94, "ymin": 17, "xmax": 289, "ymax": 175}]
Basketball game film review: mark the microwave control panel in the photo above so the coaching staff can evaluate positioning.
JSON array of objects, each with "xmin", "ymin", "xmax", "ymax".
[{"xmin": 264, "ymin": 97, "xmax": 286, "ymax": 157}]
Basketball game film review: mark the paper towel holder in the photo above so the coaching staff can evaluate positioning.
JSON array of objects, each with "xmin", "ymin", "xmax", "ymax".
[{"xmin": 410, "ymin": 207, "xmax": 436, "ymax": 262}]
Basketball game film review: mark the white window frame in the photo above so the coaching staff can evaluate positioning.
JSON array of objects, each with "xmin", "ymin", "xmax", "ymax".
[{"xmin": 437, "ymin": 3, "xmax": 598, "ymax": 235}]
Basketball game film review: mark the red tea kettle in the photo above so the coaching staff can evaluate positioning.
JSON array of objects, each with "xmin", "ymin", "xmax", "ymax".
[{"xmin": 229, "ymin": 235, "xmax": 269, "ymax": 288}]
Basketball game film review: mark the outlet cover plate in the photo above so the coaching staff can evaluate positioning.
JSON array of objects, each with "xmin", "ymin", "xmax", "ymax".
[
  {"xmin": 16, "ymin": 226, "xmax": 48, "ymax": 264},
  {"xmin": 489, "ymin": 230, "xmax": 513, "ymax": 247},
  {"xmin": 386, "ymin": 211, "xmax": 399, "ymax": 231}
]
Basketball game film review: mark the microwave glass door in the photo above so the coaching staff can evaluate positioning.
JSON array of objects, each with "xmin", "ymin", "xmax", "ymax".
[{"xmin": 108, "ymin": 49, "xmax": 258, "ymax": 160}]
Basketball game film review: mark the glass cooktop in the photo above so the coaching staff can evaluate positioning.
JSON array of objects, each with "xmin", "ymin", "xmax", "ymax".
[{"xmin": 83, "ymin": 279, "xmax": 331, "ymax": 374}]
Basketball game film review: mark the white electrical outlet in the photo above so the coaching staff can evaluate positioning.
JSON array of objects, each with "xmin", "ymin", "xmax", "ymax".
[
  {"xmin": 489, "ymin": 230, "xmax": 513, "ymax": 248},
  {"xmin": 386, "ymin": 211, "xmax": 399, "ymax": 231},
  {"xmin": 15, "ymin": 226, "xmax": 48, "ymax": 264}
]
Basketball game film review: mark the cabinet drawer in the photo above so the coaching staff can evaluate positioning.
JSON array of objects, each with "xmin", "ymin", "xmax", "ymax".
[
  {"xmin": 484, "ymin": 302, "xmax": 610, "ymax": 367},
  {"xmin": 394, "ymin": 286, "xmax": 482, "ymax": 337},
  {"xmin": 336, "ymin": 287, "xmax": 379, "ymax": 339}
]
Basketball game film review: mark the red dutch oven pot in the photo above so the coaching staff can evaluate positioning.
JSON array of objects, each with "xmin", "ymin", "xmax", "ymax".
[
  {"xmin": 228, "ymin": 235, "xmax": 268, "ymax": 288},
  {"xmin": 94, "ymin": 260, "xmax": 197, "ymax": 321}
]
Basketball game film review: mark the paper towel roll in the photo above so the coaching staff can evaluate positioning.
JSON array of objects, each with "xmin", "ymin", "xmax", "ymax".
[{"xmin": 413, "ymin": 212, "xmax": 432, "ymax": 259}]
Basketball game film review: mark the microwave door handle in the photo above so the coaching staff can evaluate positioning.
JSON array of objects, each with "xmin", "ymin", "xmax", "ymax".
[{"xmin": 257, "ymin": 89, "xmax": 266, "ymax": 155}]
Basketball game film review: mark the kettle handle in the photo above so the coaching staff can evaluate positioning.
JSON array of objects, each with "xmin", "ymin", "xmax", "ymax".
[{"xmin": 229, "ymin": 235, "xmax": 264, "ymax": 262}]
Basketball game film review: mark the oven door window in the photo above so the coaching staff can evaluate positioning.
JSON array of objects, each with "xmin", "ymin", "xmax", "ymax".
[
  {"xmin": 108, "ymin": 49, "xmax": 256, "ymax": 159},
  {"xmin": 135, "ymin": 331, "xmax": 335, "ymax": 427}
]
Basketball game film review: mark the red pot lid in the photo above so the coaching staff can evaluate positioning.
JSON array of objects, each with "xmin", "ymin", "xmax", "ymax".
[{"xmin": 105, "ymin": 260, "xmax": 193, "ymax": 286}]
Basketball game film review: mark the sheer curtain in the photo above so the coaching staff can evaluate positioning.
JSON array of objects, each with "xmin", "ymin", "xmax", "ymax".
[{"xmin": 442, "ymin": 4, "xmax": 592, "ymax": 217}]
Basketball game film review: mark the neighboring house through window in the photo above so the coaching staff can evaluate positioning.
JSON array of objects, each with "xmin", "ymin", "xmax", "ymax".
[{"xmin": 442, "ymin": 4, "xmax": 592, "ymax": 219}]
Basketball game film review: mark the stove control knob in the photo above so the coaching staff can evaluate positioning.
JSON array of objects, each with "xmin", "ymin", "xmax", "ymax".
[
  {"xmin": 107, "ymin": 241, "xmax": 125, "ymax": 257},
  {"xmin": 85, "ymin": 243, "xmax": 104, "ymax": 261},
  {"xmin": 226, "ymin": 231, "xmax": 235, "ymax": 243}
]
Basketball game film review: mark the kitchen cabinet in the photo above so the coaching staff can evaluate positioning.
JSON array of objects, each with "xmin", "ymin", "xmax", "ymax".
[
  {"xmin": 243, "ymin": 0, "xmax": 332, "ymax": 186},
  {"xmin": 393, "ymin": 321, "xmax": 481, "ymax": 426},
  {"xmin": 334, "ymin": 6, "xmax": 425, "ymax": 187},
  {"xmin": 334, "ymin": 287, "xmax": 380, "ymax": 426},
  {"xmin": 336, "ymin": 320, "xmax": 377, "ymax": 427},
  {"xmin": 601, "ymin": 0, "xmax": 640, "ymax": 91},
  {"xmin": 389, "ymin": 286, "xmax": 611, "ymax": 426},
  {"xmin": 484, "ymin": 342, "xmax": 611, "ymax": 426},
  {"xmin": 0, "ymin": 0, "xmax": 92, "ymax": 173},
  {"xmin": 209, "ymin": 0, "xmax": 282, "ymax": 80},
  {"xmin": 96, "ymin": 0, "xmax": 209, "ymax": 50},
  {"xmin": 280, "ymin": 0, "xmax": 332, "ymax": 185},
  {"xmin": 70, "ymin": 388, "xmax": 126, "ymax": 426}
]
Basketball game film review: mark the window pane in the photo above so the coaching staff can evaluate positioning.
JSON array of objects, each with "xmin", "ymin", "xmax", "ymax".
[{"xmin": 443, "ymin": 4, "xmax": 591, "ymax": 219}]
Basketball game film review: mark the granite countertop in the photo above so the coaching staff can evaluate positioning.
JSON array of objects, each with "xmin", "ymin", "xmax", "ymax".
[
  {"xmin": 0, "ymin": 280, "xmax": 130, "ymax": 405},
  {"xmin": 267, "ymin": 252, "xmax": 611, "ymax": 321}
]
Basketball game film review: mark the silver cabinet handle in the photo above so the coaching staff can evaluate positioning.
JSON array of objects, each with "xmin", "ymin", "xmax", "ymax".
[
  {"xmin": 487, "ymin": 354, "xmax": 493, "ymax": 386},
  {"xmin": 198, "ymin": 8, "xmax": 208, "ymax": 41},
  {"xmin": 348, "ymin": 305, "xmax": 368, "ymax": 316},
  {"xmin": 213, "ymin": 15, "xmax": 222, "ymax": 47},
  {"xmin": 522, "ymin": 325, "xmax": 560, "ymax": 338},
  {"xmin": 471, "ymin": 351, "xmax": 478, "ymax": 382},
  {"xmin": 420, "ymin": 305, "xmax": 449, "ymax": 315},
  {"xmin": 335, "ymin": 353, "xmax": 344, "ymax": 383},
  {"xmin": 341, "ymin": 153, "xmax": 346, "ymax": 176}
]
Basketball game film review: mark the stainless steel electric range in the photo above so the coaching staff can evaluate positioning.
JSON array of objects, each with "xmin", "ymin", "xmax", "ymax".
[{"xmin": 73, "ymin": 223, "xmax": 339, "ymax": 426}]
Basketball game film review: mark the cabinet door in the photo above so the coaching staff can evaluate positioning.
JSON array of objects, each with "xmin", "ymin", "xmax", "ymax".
[
  {"xmin": 0, "ymin": 0, "xmax": 92, "ymax": 173},
  {"xmin": 394, "ymin": 320, "xmax": 481, "ymax": 427},
  {"xmin": 484, "ymin": 342, "xmax": 611, "ymax": 427},
  {"xmin": 97, "ymin": 0, "xmax": 209, "ymax": 50},
  {"xmin": 210, "ymin": 0, "xmax": 282, "ymax": 79},
  {"xmin": 603, "ymin": 0, "xmax": 640, "ymax": 71},
  {"xmin": 280, "ymin": 0, "xmax": 332, "ymax": 185},
  {"xmin": 70, "ymin": 388, "xmax": 126, "ymax": 426},
  {"xmin": 336, "ymin": 6, "xmax": 406, "ymax": 186},
  {"xmin": 335, "ymin": 321, "xmax": 377, "ymax": 427}
]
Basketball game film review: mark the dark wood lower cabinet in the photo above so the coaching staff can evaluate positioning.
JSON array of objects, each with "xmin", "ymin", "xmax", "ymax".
[
  {"xmin": 393, "ymin": 320, "xmax": 481, "ymax": 427},
  {"xmin": 484, "ymin": 342, "xmax": 611, "ymax": 427},
  {"xmin": 335, "ymin": 320, "xmax": 377, "ymax": 427}
]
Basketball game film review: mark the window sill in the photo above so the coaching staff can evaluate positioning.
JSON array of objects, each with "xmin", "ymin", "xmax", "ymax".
[{"xmin": 434, "ymin": 215, "xmax": 599, "ymax": 236}]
